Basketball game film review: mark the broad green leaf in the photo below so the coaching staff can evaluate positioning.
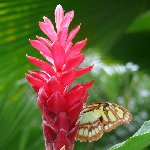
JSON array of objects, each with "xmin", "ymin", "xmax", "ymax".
[
  {"xmin": 105, "ymin": 9, "xmax": 150, "ymax": 71},
  {"xmin": 128, "ymin": 11, "xmax": 150, "ymax": 33},
  {"xmin": 109, "ymin": 120, "xmax": 150, "ymax": 150},
  {"xmin": 107, "ymin": 31, "xmax": 150, "ymax": 72}
]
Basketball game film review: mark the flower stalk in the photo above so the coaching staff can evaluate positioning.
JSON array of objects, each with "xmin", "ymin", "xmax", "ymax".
[{"xmin": 26, "ymin": 4, "xmax": 93, "ymax": 150}]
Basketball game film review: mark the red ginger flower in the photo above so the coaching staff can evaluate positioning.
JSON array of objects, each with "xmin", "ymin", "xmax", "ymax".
[{"xmin": 26, "ymin": 4, "xmax": 94, "ymax": 150}]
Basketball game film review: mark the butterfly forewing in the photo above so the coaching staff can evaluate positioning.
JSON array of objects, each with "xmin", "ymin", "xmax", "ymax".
[
  {"xmin": 102, "ymin": 102, "xmax": 132, "ymax": 132},
  {"xmin": 76, "ymin": 102, "xmax": 132, "ymax": 142}
]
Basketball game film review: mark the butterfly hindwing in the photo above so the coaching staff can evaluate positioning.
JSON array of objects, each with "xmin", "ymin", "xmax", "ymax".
[
  {"xmin": 76, "ymin": 102, "xmax": 132, "ymax": 142},
  {"xmin": 76, "ymin": 120, "xmax": 103, "ymax": 142}
]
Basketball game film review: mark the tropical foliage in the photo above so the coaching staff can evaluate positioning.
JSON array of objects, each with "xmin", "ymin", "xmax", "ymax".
[{"xmin": 0, "ymin": 1, "xmax": 150, "ymax": 150}]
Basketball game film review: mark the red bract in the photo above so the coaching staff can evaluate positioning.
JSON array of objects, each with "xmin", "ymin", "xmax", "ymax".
[{"xmin": 26, "ymin": 4, "xmax": 94, "ymax": 150}]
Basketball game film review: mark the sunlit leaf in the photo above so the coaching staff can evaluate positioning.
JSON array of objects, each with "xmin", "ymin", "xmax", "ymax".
[{"xmin": 109, "ymin": 120, "xmax": 150, "ymax": 150}]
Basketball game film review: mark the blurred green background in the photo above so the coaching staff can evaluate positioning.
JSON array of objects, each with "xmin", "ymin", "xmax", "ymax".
[{"xmin": 0, "ymin": 0, "xmax": 150, "ymax": 150}]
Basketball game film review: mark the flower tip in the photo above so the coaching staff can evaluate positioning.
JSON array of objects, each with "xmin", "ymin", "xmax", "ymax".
[
  {"xmin": 56, "ymin": 4, "xmax": 63, "ymax": 10},
  {"xmin": 69, "ymin": 10, "xmax": 74, "ymax": 17},
  {"xmin": 29, "ymin": 39, "xmax": 33, "ymax": 44},
  {"xmin": 43, "ymin": 16, "xmax": 48, "ymax": 21},
  {"xmin": 25, "ymin": 73, "xmax": 29, "ymax": 78},
  {"xmin": 25, "ymin": 74, "xmax": 33, "ymax": 82},
  {"xmin": 87, "ymin": 80, "xmax": 95, "ymax": 87},
  {"xmin": 26, "ymin": 54, "xmax": 32, "ymax": 60},
  {"xmin": 57, "ymin": 4, "xmax": 62, "ymax": 7},
  {"xmin": 76, "ymin": 24, "xmax": 81, "ymax": 30},
  {"xmin": 28, "ymin": 70, "xmax": 33, "ymax": 74},
  {"xmin": 91, "ymin": 80, "xmax": 95, "ymax": 84},
  {"xmin": 39, "ymin": 21, "xmax": 42, "ymax": 25}
]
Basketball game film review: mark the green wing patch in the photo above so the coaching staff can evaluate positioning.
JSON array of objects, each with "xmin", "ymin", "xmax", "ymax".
[{"xmin": 76, "ymin": 102, "xmax": 132, "ymax": 142}]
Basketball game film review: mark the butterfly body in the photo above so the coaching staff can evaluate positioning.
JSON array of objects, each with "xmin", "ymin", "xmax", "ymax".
[{"xmin": 76, "ymin": 102, "xmax": 132, "ymax": 142}]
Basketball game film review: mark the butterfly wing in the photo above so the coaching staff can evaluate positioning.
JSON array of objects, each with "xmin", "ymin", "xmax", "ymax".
[
  {"xmin": 76, "ymin": 102, "xmax": 132, "ymax": 142},
  {"xmin": 101, "ymin": 102, "xmax": 132, "ymax": 132}
]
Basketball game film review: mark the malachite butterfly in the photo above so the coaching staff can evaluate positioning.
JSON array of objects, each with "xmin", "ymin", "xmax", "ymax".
[{"xmin": 76, "ymin": 102, "xmax": 132, "ymax": 142}]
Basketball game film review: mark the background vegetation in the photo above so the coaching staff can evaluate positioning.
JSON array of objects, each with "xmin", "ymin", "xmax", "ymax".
[{"xmin": 0, "ymin": 0, "xmax": 150, "ymax": 150}]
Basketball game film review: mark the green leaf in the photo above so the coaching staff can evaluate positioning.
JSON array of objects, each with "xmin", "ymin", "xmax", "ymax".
[
  {"xmin": 105, "ymin": 9, "xmax": 150, "ymax": 72},
  {"xmin": 109, "ymin": 120, "xmax": 150, "ymax": 150},
  {"xmin": 128, "ymin": 11, "xmax": 150, "ymax": 33}
]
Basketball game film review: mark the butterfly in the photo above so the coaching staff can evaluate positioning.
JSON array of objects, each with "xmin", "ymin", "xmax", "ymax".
[{"xmin": 76, "ymin": 102, "xmax": 132, "ymax": 142}]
